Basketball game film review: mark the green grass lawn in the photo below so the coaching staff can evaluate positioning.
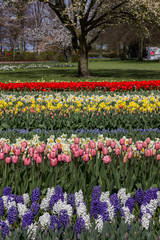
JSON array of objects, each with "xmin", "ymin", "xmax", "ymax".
[{"xmin": 0, "ymin": 59, "xmax": 160, "ymax": 82}]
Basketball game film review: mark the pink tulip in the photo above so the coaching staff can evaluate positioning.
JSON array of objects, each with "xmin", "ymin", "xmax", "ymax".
[
  {"xmin": 120, "ymin": 138, "xmax": 125, "ymax": 145},
  {"xmin": 98, "ymin": 142, "xmax": 104, "ymax": 151},
  {"xmin": 74, "ymin": 151, "xmax": 79, "ymax": 158},
  {"xmin": 122, "ymin": 145, "xmax": 127, "ymax": 152},
  {"xmin": 152, "ymin": 149, "xmax": 156, "ymax": 156},
  {"xmin": 8, "ymin": 145, "xmax": 11, "ymax": 152},
  {"xmin": 145, "ymin": 149, "xmax": 151, "ymax": 157},
  {"xmin": 102, "ymin": 147, "xmax": 108, "ymax": 156},
  {"xmin": 58, "ymin": 147, "xmax": 62, "ymax": 154},
  {"xmin": 127, "ymin": 147, "xmax": 132, "ymax": 152},
  {"xmin": 0, "ymin": 144, "xmax": 2, "ymax": 151},
  {"xmin": 85, "ymin": 148, "xmax": 90, "ymax": 154},
  {"xmin": 0, "ymin": 152, "xmax": 4, "ymax": 160},
  {"xmin": 70, "ymin": 143, "xmax": 75, "ymax": 149},
  {"xmin": 41, "ymin": 143, "xmax": 46, "ymax": 149},
  {"xmin": 137, "ymin": 143, "xmax": 143, "ymax": 151},
  {"xmin": 34, "ymin": 149, "xmax": 38, "ymax": 155},
  {"xmin": 21, "ymin": 147, "xmax": 26, "ymax": 153},
  {"xmin": 84, "ymin": 143, "xmax": 89, "ymax": 150},
  {"xmin": 61, "ymin": 153, "xmax": 66, "ymax": 161},
  {"xmin": 44, "ymin": 148, "xmax": 48, "ymax": 156},
  {"xmin": 106, "ymin": 139, "xmax": 111, "ymax": 147},
  {"xmin": 79, "ymin": 149, "xmax": 84, "ymax": 156},
  {"xmin": 127, "ymin": 151, "xmax": 132, "ymax": 159},
  {"xmin": 71, "ymin": 147, "xmax": 76, "ymax": 154},
  {"xmin": 12, "ymin": 156, "xmax": 18, "ymax": 164},
  {"xmin": 57, "ymin": 143, "xmax": 61, "ymax": 149},
  {"xmin": 52, "ymin": 144, "xmax": 58, "ymax": 151},
  {"xmin": 143, "ymin": 141, "xmax": 147, "ymax": 148},
  {"xmin": 82, "ymin": 154, "xmax": 89, "ymax": 162},
  {"xmin": 24, "ymin": 158, "xmax": 31, "ymax": 166},
  {"xmin": 13, "ymin": 145, "xmax": 18, "ymax": 152},
  {"xmin": 33, "ymin": 153, "xmax": 38, "ymax": 161},
  {"xmin": 3, "ymin": 146, "xmax": 9, "ymax": 154},
  {"xmin": 111, "ymin": 141, "xmax": 116, "ymax": 149},
  {"xmin": 36, "ymin": 155, "xmax": 42, "ymax": 164},
  {"xmin": 21, "ymin": 141, "xmax": 27, "ymax": 148},
  {"xmin": 128, "ymin": 138, "xmax": 132, "ymax": 145},
  {"xmin": 102, "ymin": 155, "xmax": 111, "ymax": 164},
  {"xmin": 50, "ymin": 158, "xmax": 58, "ymax": 167},
  {"xmin": 49, "ymin": 151, "xmax": 57, "ymax": 159},
  {"xmin": 0, "ymin": 140, "xmax": 5, "ymax": 146},
  {"xmin": 156, "ymin": 154, "xmax": 160, "ymax": 160},
  {"xmin": 123, "ymin": 155, "xmax": 127, "ymax": 164},
  {"xmin": 74, "ymin": 138, "xmax": 80, "ymax": 144},
  {"xmin": 57, "ymin": 154, "xmax": 62, "ymax": 162},
  {"xmin": 65, "ymin": 155, "xmax": 71, "ymax": 163},
  {"xmin": 74, "ymin": 145, "xmax": 79, "ymax": 151},
  {"xmin": 90, "ymin": 149, "xmax": 96, "ymax": 157},
  {"xmin": 38, "ymin": 146, "xmax": 44, "ymax": 153},
  {"xmin": 155, "ymin": 142, "xmax": 160, "ymax": 150},
  {"xmin": 145, "ymin": 137, "xmax": 150, "ymax": 144},
  {"xmin": 15, "ymin": 148, "xmax": 21, "ymax": 156},
  {"xmin": 5, "ymin": 157, "xmax": 11, "ymax": 164},
  {"xmin": 115, "ymin": 148, "xmax": 121, "ymax": 156},
  {"xmin": 89, "ymin": 141, "xmax": 96, "ymax": 149},
  {"xmin": 29, "ymin": 147, "xmax": 34, "ymax": 154}
]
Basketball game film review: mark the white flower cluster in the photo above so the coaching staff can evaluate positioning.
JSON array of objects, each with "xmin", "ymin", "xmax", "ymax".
[
  {"xmin": 0, "ymin": 64, "xmax": 75, "ymax": 71},
  {"xmin": 100, "ymin": 191, "xmax": 115, "ymax": 222},
  {"xmin": 40, "ymin": 187, "xmax": 55, "ymax": 211}
]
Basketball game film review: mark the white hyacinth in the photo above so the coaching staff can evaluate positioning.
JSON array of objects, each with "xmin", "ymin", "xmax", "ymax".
[
  {"xmin": 23, "ymin": 193, "xmax": 30, "ymax": 206},
  {"xmin": 122, "ymin": 206, "xmax": 134, "ymax": 225},
  {"xmin": 100, "ymin": 191, "xmax": 110, "ymax": 202},
  {"xmin": 141, "ymin": 213, "xmax": 152, "ymax": 230},
  {"xmin": 7, "ymin": 198, "xmax": 16, "ymax": 210},
  {"xmin": 17, "ymin": 203, "xmax": 28, "ymax": 219},
  {"xmin": 95, "ymin": 215, "xmax": 103, "ymax": 233},
  {"xmin": 75, "ymin": 190, "xmax": 84, "ymax": 207},
  {"xmin": 40, "ymin": 197, "xmax": 50, "ymax": 211},
  {"xmin": 46, "ymin": 187, "xmax": 55, "ymax": 200},
  {"xmin": 118, "ymin": 188, "xmax": 131, "ymax": 205},
  {"xmin": 39, "ymin": 212, "xmax": 50, "ymax": 230},
  {"xmin": 2, "ymin": 196, "xmax": 8, "ymax": 209},
  {"xmin": 52, "ymin": 199, "xmax": 73, "ymax": 219},
  {"xmin": 27, "ymin": 222, "xmax": 38, "ymax": 240}
]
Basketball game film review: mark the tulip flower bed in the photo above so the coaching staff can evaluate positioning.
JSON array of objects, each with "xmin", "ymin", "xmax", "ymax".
[
  {"xmin": 0, "ymin": 80, "xmax": 160, "ymax": 92},
  {"xmin": 0, "ymin": 185, "xmax": 160, "ymax": 239},
  {"xmin": 0, "ymin": 92, "xmax": 160, "ymax": 129},
  {"xmin": 0, "ymin": 136, "xmax": 160, "ymax": 196}
]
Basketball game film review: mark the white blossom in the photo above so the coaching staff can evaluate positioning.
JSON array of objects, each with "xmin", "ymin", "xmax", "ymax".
[{"xmin": 39, "ymin": 212, "xmax": 50, "ymax": 230}]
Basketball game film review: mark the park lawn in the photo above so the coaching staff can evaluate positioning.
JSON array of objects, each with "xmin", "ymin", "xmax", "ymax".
[{"xmin": 0, "ymin": 59, "xmax": 160, "ymax": 82}]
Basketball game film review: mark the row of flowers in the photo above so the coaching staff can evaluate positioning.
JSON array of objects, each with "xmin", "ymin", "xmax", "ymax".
[
  {"xmin": 0, "ymin": 185, "xmax": 160, "ymax": 239},
  {"xmin": 0, "ymin": 80, "xmax": 160, "ymax": 91},
  {"xmin": 1, "ymin": 135, "xmax": 160, "ymax": 159},
  {"xmin": 0, "ymin": 63, "xmax": 75, "ymax": 71},
  {"xmin": 0, "ymin": 92, "xmax": 159, "ymax": 114}
]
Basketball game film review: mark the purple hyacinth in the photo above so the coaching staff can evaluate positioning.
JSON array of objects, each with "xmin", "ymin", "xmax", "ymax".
[
  {"xmin": 2, "ymin": 186, "xmax": 11, "ymax": 196},
  {"xmin": 49, "ymin": 186, "xmax": 64, "ymax": 210},
  {"xmin": 0, "ymin": 197, "xmax": 4, "ymax": 217},
  {"xmin": 7, "ymin": 206, "xmax": 18, "ymax": 225},
  {"xmin": 90, "ymin": 186, "xmax": 101, "ymax": 219},
  {"xmin": 110, "ymin": 193, "xmax": 124, "ymax": 217},
  {"xmin": 22, "ymin": 210, "xmax": 34, "ymax": 228},
  {"xmin": 16, "ymin": 195, "xmax": 24, "ymax": 204},
  {"xmin": 59, "ymin": 209, "xmax": 70, "ymax": 227},
  {"xmin": 134, "ymin": 188, "xmax": 144, "ymax": 205},
  {"xmin": 30, "ymin": 202, "xmax": 40, "ymax": 216},
  {"xmin": 32, "ymin": 188, "xmax": 41, "ymax": 202},
  {"xmin": 100, "ymin": 202, "xmax": 109, "ymax": 222},
  {"xmin": 143, "ymin": 188, "xmax": 159, "ymax": 204},
  {"xmin": 74, "ymin": 217, "xmax": 85, "ymax": 239},
  {"xmin": 0, "ymin": 221, "xmax": 9, "ymax": 239},
  {"xmin": 67, "ymin": 193, "xmax": 75, "ymax": 207},
  {"xmin": 7, "ymin": 194, "xmax": 16, "ymax": 202},
  {"xmin": 125, "ymin": 197, "xmax": 135, "ymax": 213},
  {"xmin": 49, "ymin": 215, "xmax": 62, "ymax": 231}
]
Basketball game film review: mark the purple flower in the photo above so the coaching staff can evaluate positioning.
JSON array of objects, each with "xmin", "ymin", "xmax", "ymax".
[
  {"xmin": 74, "ymin": 217, "xmax": 85, "ymax": 239},
  {"xmin": 32, "ymin": 188, "xmax": 40, "ymax": 202},
  {"xmin": 16, "ymin": 195, "xmax": 24, "ymax": 204},
  {"xmin": 67, "ymin": 193, "xmax": 75, "ymax": 207},
  {"xmin": 7, "ymin": 206, "xmax": 18, "ymax": 225},
  {"xmin": 0, "ymin": 221, "xmax": 9, "ymax": 239},
  {"xmin": 49, "ymin": 186, "xmax": 64, "ymax": 210},
  {"xmin": 7, "ymin": 194, "xmax": 15, "ymax": 202},
  {"xmin": 2, "ymin": 187, "xmax": 11, "ymax": 196},
  {"xmin": 134, "ymin": 188, "xmax": 144, "ymax": 205},
  {"xmin": 100, "ymin": 202, "xmax": 109, "ymax": 222},
  {"xmin": 0, "ymin": 197, "xmax": 4, "ymax": 217},
  {"xmin": 125, "ymin": 197, "xmax": 135, "ymax": 213},
  {"xmin": 22, "ymin": 210, "xmax": 34, "ymax": 228},
  {"xmin": 49, "ymin": 215, "xmax": 62, "ymax": 231},
  {"xmin": 30, "ymin": 202, "xmax": 40, "ymax": 216},
  {"xmin": 90, "ymin": 186, "xmax": 101, "ymax": 219},
  {"xmin": 143, "ymin": 188, "xmax": 159, "ymax": 204},
  {"xmin": 59, "ymin": 209, "xmax": 70, "ymax": 227},
  {"xmin": 110, "ymin": 193, "xmax": 124, "ymax": 217}
]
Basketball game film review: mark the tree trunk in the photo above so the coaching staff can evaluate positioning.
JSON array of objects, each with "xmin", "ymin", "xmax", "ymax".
[
  {"xmin": 138, "ymin": 35, "xmax": 144, "ymax": 61},
  {"xmin": 78, "ymin": 41, "xmax": 89, "ymax": 77}
]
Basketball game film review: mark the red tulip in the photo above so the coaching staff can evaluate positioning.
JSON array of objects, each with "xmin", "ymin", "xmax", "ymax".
[{"xmin": 0, "ymin": 152, "xmax": 4, "ymax": 160}]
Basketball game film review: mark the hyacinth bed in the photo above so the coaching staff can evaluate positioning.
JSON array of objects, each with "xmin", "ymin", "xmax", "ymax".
[{"xmin": 0, "ymin": 81, "xmax": 160, "ymax": 239}]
